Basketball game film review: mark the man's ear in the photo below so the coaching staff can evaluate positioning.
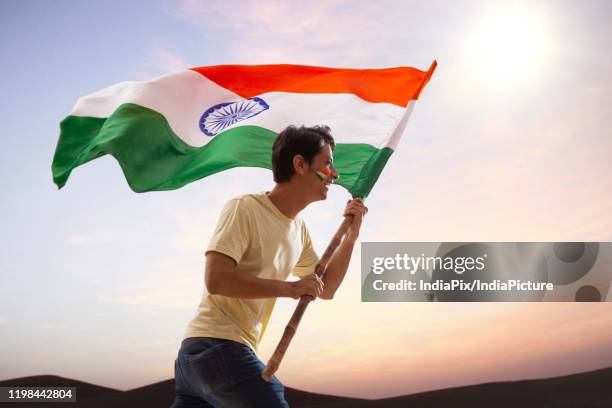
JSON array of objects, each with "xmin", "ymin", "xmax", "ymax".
[{"xmin": 292, "ymin": 154, "xmax": 307, "ymax": 175}]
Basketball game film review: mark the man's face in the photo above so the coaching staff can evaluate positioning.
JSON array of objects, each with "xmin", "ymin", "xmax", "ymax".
[{"xmin": 304, "ymin": 143, "xmax": 338, "ymax": 201}]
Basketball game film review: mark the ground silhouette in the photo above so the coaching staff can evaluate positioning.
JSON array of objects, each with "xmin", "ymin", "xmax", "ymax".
[{"xmin": 1, "ymin": 367, "xmax": 611, "ymax": 407}]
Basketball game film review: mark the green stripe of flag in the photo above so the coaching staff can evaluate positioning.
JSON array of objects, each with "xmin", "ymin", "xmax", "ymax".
[{"xmin": 52, "ymin": 103, "xmax": 392, "ymax": 197}]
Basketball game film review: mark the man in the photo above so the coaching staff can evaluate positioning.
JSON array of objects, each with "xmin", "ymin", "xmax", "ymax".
[{"xmin": 171, "ymin": 125, "xmax": 368, "ymax": 407}]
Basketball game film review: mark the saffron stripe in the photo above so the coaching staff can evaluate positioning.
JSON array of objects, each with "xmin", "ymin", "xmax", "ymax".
[{"xmin": 191, "ymin": 61, "xmax": 437, "ymax": 107}]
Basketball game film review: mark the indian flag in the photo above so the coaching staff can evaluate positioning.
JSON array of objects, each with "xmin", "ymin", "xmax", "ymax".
[{"xmin": 52, "ymin": 62, "xmax": 436, "ymax": 198}]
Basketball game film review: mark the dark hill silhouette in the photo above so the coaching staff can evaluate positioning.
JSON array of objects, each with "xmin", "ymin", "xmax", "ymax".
[{"xmin": 1, "ymin": 367, "xmax": 611, "ymax": 407}]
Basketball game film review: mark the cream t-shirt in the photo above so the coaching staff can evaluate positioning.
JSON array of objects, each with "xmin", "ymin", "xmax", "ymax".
[{"xmin": 183, "ymin": 191, "xmax": 319, "ymax": 352}]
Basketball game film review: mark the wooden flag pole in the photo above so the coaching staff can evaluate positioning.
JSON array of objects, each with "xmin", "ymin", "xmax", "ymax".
[{"xmin": 262, "ymin": 211, "xmax": 355, "ymax": 381}]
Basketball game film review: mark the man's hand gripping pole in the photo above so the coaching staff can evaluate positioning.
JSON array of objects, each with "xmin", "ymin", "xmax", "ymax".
[{"xmin": 261, "ymin": 197, "xmax": 359, "ymax": 381}]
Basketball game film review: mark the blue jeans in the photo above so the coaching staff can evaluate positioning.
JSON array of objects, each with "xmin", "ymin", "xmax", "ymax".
[{"xmin": 171, "ymin": 337, "xmax": 289, "ymax": 407}]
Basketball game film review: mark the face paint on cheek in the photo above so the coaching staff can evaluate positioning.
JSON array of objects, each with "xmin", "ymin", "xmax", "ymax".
[{"xmin": 315, "ymin": 167, "xmax": 331, "ymax": 181}]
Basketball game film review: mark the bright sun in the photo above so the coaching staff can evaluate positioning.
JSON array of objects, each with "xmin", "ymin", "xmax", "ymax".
[{"xmin": 466, "ymin": 4, "xmax": 550, "ymax": 85}]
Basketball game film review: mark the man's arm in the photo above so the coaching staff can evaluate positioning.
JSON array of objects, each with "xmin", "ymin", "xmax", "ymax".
[
  {"xmin": 319, "ymin": 198, "xmax": 368, "ymax": 300},
  {"xmin": 205, "ymin": 251, "xmax": 324, "ymax": 300}
]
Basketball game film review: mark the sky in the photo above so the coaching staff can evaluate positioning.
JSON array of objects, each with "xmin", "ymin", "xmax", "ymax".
[{"xmin": 1, "ymin": 0, "xmax": 611, "ymax": 400}]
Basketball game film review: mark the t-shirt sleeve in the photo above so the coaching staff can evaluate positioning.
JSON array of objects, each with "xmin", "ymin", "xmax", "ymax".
[
  {"xmin": 205, "ymin": 198, "xmax": 251, "ymax": 264},
  {"xmin": 292, "ymin": 224, "xmax": 319, "ymax": 278}
]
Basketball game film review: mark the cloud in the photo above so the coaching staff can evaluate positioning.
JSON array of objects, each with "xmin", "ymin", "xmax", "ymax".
[
  {"xmin": 131, "ymin": 46, "xmax": 189, "ymax": 79},
  {"xmin": 41, "ymin": 321, "xmax": 69, "ymax": 330},
  {"xmin": 261, "ymin": 301, "xmax": 612, "ymax": 398},
  {"xmin": 147, "ymin": 47, "xmax": 189, "ymax": 72},
  {"xmin": 166, "ymin": 0, "xmax": 441, "ymax": 66},
  {"xmin": 65, "ymin": 231, "xmax": 112, "ymax": 248},
  {"xmin": 97, "ymin": 259, "xmax": 204, "ymax": 310}
]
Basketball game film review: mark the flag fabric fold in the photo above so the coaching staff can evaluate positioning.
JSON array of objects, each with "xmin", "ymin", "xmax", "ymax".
[{"xmin": 52, "ymin": 62, "xmax": 437, "ymax": 197}]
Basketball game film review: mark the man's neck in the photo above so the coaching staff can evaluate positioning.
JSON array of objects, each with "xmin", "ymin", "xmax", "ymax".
[{"xmin": 267, "ymin": 183, "xmax": 310, "ymax": 219}]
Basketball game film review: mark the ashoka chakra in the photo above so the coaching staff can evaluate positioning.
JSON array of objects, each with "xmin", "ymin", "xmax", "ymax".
[{"xmin": 199, "ymin": 97, "xmax": 270, "ymax": 137}]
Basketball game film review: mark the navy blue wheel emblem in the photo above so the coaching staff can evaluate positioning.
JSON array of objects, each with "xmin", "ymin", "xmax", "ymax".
[{"xmin": 199, "ymin": 97, "xmax": 270, "ymax": 136}]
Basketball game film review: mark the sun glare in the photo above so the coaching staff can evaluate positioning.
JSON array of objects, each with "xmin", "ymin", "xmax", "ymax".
[{"xmin": 466, "ymin": 4, "xmax": 550, "ymax": 85}]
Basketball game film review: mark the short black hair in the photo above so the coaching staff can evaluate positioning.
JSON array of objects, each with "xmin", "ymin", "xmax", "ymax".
[{"xmin": 272, "ymin": 125, "xmax": 335, "ymax": 183}]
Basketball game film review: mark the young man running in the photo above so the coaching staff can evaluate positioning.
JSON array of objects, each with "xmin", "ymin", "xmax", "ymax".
[{"xmin": 172, "ymin": 125, "xmax": 367, "ymax": 407}]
